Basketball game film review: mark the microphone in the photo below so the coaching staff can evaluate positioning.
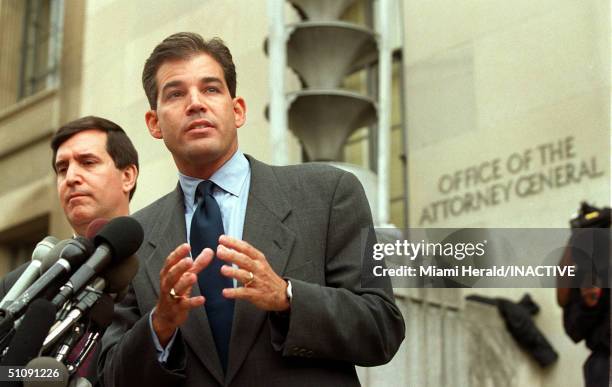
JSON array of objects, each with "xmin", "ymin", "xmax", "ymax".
[
  {"xmin": 0, "ymin": 236, "xmax": 60, "ymax": 309},
  {"xmin": 0, "ymin": 238, "xmax": 93, "ymax": 334},
  {"xmin": 43, "ymin": 256, "xmax": 137, "ymax": 351},
  {"xmin": 0, "ymin": 299, "xmax": 56, "ymax": 367},
  {"xmin": 43, "ymin": 279, "xmax": 106, "ymax": 351},
  {"xmin": 69, "ymin": 295, "xmax": 114, "ymax": 375},
  {"xmin": 51, "ymin": 217, "xmax": 143, "ymax": 308},
  {"xmin": 23, "ymin": 356, "xmax": 70, "ymax": 387},
  {"xmin": 68, "ymin": 377, "xmax": 92, "ymax": 387},
  {"xmin": 53, "ymin": 323, "xmax": 85, "ymax": 363},
  {"xmin": 52, "ymin": 295, "xmax": 112, "ymax": 367},
  {"xmin": 0, "ymin": 239, "xmax": 69, "ymax": 352}
]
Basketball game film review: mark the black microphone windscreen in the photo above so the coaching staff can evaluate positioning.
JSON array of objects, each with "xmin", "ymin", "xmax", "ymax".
[
  {"xmin": 23, "ymin": 356, "xmax": 69, "ymax": 387},
  {"xmin": 1, "ymin": 299, "xmax": 56, "ymax": 367},
  {"xmin": 101, "ymin": 255, "xmax": 139, "ymax": 293},
  {"xmin": 94, "ymin": 217, "xmax": 144, "ymax": 260},
  {"xmin": 85, "ymin": 218, "xmax": 109, "ymax": 240},
  {"xmin": 89, "ymin": 295, "xmax": 114, "ymax": 330}
]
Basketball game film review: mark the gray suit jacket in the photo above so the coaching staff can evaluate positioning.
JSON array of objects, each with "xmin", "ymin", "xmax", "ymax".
[{"xmin": 98, "ymin": 156, "xmax": 404, "ymax": 387}]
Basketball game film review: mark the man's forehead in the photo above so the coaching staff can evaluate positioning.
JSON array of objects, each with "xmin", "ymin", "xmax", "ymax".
[
  {"xmin": 55, "ymin": 129, "xmax": 108, "ymax": 160},
  {"xmin": 156, "ymin": 53, "xmax": 225, "ymax": 87}
]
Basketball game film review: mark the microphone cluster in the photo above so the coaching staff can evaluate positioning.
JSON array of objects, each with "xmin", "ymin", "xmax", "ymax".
[{"xmin": 0, "ymin": 217, "xmax": 143, "ymax": 387}]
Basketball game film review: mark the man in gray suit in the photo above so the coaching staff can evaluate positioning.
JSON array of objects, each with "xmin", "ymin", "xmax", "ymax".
[{"xmin": 99, "ymin": 32, "xmax": 404, "ymax": 387}]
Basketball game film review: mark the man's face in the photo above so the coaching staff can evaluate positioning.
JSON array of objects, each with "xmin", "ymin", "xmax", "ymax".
[
  {"xmin": 145, "ymin": 53, "xmax": 246, "ymax": 177},
  {"xmin": 55, "ymin": 130, "xmax": 136, "ymax": 236}
]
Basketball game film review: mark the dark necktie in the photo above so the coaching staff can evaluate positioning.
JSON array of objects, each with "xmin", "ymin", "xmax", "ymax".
[{"xmin": 190, "ymin": 180, "xmax": 234, "ymax": 373}]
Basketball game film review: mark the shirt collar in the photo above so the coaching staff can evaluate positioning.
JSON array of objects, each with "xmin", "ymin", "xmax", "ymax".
[{"xmin": 178, "ymin": 150, "xmax": 250, "ymax": 208}]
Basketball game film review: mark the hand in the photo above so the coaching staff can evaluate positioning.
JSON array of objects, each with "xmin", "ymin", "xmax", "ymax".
[
  {"xmin": 152, "ymin": 243, "xmax": 213, "ymax": 346},
  {"xmin": 217, "ymin": 235, "xmax": 290, "ymax": 312}
]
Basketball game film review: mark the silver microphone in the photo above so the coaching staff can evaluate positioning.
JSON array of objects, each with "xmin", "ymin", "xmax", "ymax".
[{"xmin": 0, "ymin": 236, "xmax": 59, "ymax": 309}]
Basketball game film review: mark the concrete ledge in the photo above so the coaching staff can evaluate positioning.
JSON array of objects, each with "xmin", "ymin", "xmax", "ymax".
[
  {"xmin": 0, "ymin": 175, "xmax": 53, "ymax": 233},
  {"xmin": 0, "ymin": 88, "xmax": 58, "ymax": 158}
]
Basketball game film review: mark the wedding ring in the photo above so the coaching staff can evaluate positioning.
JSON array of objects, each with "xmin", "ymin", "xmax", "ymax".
[
  {"xmin": 169, "ymin": 287, "xmax": 181, "ymax": 300},
  {"xmin": 245, "ymin": 271, "xmax": 255, "ymax": 287}
]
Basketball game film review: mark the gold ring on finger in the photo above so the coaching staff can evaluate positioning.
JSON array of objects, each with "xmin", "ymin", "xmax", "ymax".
[
  {"xmin": 245, "ymin": 271, "xmax": 255, "ymax": 287},
  {"xmin": 169, "ymin": 287, "xmax": 181, "ymax": 300}
]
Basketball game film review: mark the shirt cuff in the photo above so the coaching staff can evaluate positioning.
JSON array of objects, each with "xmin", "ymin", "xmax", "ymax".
[{"xmin": 148, "ymin": 307, "xmax": 178, "ymax": 363}]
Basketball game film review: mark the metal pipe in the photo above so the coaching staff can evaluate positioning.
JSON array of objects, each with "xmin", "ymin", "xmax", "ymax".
[
  {"xmin": 267, "ymin": 0, "xmax": 288, "ymax": 165},
  {"xmin": 376, "ymin": 0, "xmax": 392, "ymax": 226}
]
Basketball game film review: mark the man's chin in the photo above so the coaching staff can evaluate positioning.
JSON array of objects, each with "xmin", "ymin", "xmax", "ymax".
[
  {"xmin": 187, "ymin": 139, "xmax": 236, "ymax": 159},
  {"xmin": 68, "ymin": 210, "xmax": 97, "ymax": 235},
  {"xmin": 184, "ymin": 145, "xmax": 225, "ymax": 162}
]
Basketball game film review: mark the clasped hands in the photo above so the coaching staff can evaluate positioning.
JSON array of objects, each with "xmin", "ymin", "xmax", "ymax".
[{"xmin": 152, "ymin": 235, "xmax": 290, "ymax": 345}]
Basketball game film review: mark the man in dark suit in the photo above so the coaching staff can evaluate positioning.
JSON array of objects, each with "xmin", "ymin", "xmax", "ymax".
[
  {"xmin": 99, "ymin": 32, "xmax": 405, "ymax": 387},
  {"xmin": 0, "ymin": 115, "xmax": 139, "ymax": 292},
  {"xmin": 0, "ymin": 116, "xmax": 139, "ymax": 384}
]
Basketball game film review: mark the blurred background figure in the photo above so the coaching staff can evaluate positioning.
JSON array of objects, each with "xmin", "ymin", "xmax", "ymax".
[{"xmin": 558, "ymin": 203, "xmax": 610, "ymax": 387}]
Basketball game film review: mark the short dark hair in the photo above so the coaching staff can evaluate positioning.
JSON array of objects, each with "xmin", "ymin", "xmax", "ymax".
[
  {"xmin": 142, "ymin": 32, "xmax": 237, "ymax": 109},
  {"xmin": 51, "ymin": 116, "xmax": 139, "ymax": 200}
]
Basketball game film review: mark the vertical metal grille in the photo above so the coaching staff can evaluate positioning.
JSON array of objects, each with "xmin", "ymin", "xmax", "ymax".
[
  {"xmin": 0, "ymin": 0, "xmax": 26, "ymax": 109},
  {"xmin": 18, "ymin": 0, "xmax": 63, "ymax": 100}
]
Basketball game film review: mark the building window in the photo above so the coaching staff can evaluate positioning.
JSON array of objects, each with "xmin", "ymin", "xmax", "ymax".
[
  {"xmin": 19, "ymin": 0, "xmax": 64, "ymax": 99},
  {"xmin": 0, "ymin": 0, "xmax": 63, "ymax": 110}
]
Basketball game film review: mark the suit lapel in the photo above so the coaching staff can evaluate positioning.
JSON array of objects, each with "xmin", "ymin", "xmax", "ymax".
[
  {"xmin": 143, "ymin": 185, "xmax": 225, "ymax": 385},
  {"xmin": 143, "ymin": 186, "xmax": 184, "ymax": 298},
  {"xmin": 226, "ymin": 157, "xmax": 296, "ymax": 384}
]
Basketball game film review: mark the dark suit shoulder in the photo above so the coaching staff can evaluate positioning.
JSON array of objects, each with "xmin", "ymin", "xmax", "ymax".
[
  {"xmin": 246, "ymin": 156, "xmax": 367, "ymax": 213},
  {"xmin": 131, "ymin": 189, "xmax": 180, "ymax": 230},
  {"xmin": 268, "ymin": 162, "xmax": 357, "ymax": 196},
  {"xmin": 270, "ymin": 161, "xmax": 344, "ymax": 176}
]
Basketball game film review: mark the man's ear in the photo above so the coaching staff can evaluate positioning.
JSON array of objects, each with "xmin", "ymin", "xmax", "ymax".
[
  {"xmin": 145, "ymin": 110, "xmax": 163, "ymax": 139},
  {"xmin": 233, "ymin": 97, "xmax": 247, "ymax": 128},
  {"xmin": 121, "ymin": 164, "xmax": 139, "ymax": 195}
]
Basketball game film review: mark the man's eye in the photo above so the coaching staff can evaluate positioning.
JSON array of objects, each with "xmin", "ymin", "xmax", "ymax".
[
  {"xmin": 167, "ymin": 91, "xmax": 183, "ymax": 99},
  {"xmin": 204, "ymin": 87, "xmax": 218, "ymax": 93}
]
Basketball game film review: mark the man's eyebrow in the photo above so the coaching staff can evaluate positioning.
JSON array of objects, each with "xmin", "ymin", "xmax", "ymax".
[
  {"xmin": 160, "ymin": 80, "xmax": 184, "ymax": 95},
  {"xmin": 54, "ymin": 159, "xmax": 67, "ymax": 169},
  {"xmin": 76, "ymin": 152, "xmax": 100, "ymax": 160},
  {"xmin": 54, "ymin": 152, "xmax": 100, "ymax": 168},
  {"xmin": 160, "ymin": 77, "xmax": 224, "ymax": 95},
  {"xmin": 201, "ymin": 77, "xmax": 223, "ymax": 85}
]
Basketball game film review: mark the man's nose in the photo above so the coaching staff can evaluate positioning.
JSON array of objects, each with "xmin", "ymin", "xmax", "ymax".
[
  {"xmin": 65, "ymin": 165, "xmax": 82, "ymax": 185},
  {"xmin": 186, "ymin": 88, "xmax": 206, "ymax": 115}
]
